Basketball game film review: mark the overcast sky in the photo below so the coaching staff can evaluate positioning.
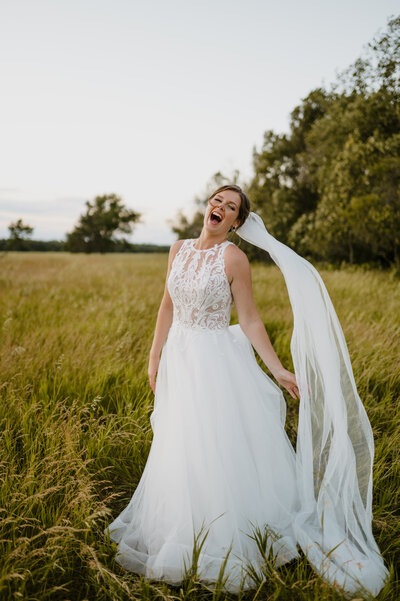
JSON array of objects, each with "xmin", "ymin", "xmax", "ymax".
[{"xmin": 0, "ymin": 0, "xmax": 398, "ymax": 244}]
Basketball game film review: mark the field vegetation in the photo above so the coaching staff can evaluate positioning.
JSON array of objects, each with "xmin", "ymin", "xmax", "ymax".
[{"xmin": 0, "ymin": 252, "xmax": 399, "ymax": 600}]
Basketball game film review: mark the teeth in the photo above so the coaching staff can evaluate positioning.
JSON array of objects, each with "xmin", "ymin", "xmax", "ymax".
[{"xmin": 211, "ymin": 212, "xmax": 222, "ymax": 222}]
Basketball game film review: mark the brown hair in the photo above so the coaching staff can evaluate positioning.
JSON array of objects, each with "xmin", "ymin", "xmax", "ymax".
[{"xmin": 207, "ymin": 184, "xmax": 251, "ymax": 230}]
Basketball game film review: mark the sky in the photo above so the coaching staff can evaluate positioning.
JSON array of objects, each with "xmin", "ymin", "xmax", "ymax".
[{"xmin": 0, "ymin": 0, "xmax": 398, "ymax": 245}]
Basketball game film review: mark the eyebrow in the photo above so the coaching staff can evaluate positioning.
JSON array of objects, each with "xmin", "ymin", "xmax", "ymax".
[{"xmin": 215, "ymin": 195, "xmax": 239, "ymax": 208}]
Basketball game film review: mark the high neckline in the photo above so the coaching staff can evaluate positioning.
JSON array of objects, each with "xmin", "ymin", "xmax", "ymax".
[{"xmin": 191, "ymin": 238, "xmax": 227, "ymax": 252}]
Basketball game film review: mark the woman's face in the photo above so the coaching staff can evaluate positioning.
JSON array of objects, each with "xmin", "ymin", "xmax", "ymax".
[{"xmin": 204, "ymin": 190, "xmax": 241, "ymax": 235}]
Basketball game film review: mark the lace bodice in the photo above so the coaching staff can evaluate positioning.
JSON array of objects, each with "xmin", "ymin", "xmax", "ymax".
[{"xmin": 167, "ymin": 238, "xmax": 234, "ymax": 331}]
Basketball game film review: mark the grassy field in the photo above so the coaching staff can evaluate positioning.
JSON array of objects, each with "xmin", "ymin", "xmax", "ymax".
[{"xmin": 0, "ymin": 251, "xmax": 399, "ymax": 601}]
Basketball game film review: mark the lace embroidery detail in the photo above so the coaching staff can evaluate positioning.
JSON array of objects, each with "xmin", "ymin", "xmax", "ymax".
[{"xmin": 167, "ymin": 238, "xmax": 234, "ymax": 331}]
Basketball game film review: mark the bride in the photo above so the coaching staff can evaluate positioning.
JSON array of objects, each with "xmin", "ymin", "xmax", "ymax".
[{"xmin": 104, "ymin": 185, "xmax": 389, "ymax": 597}]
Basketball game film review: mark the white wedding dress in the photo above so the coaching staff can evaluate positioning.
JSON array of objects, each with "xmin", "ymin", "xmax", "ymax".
[{"xmin": 104, "ymin": 238, "xmax": 302, "ymax": 592}]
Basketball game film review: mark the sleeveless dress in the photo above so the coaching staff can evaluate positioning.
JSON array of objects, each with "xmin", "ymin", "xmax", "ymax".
[{"xmin": 104, "ymin": 238, "xmax": 300, "ymax": 592}]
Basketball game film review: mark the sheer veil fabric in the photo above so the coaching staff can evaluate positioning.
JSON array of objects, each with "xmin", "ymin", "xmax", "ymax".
[{"xmin": 235, "ymin": 211, "xmax": 389, "ymax": 596}]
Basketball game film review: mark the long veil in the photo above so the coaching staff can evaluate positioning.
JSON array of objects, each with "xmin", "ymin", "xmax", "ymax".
[{"xmin": 236, "ymin": 211, "xmax": 389, "ymax": 596}]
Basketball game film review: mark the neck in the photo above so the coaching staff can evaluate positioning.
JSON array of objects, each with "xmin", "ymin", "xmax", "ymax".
[{"xmin": 195, "ymin": 232, "xmax": 227, "ymax": 250}]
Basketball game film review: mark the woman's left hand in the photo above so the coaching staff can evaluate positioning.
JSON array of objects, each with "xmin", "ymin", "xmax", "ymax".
[{"xmin": 273, "ymin": 368, "xmax": 300, "ymax": 400}]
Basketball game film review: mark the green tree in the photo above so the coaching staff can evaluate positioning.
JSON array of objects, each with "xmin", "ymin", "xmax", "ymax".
[
  {"xmin": 334, "ymin": 15, "xmax": 400, "ymax": 95},
  {"xmin": 251, "ymin": 15, "xmax": 400, "ymax": 267},
  {"xmin": 346, "ymin": 154, "xmax": 400, "ymax": 267},
  {"xmin": 289, "ymin": 85, "xmax": 400, "ymax": 265},
  {"xmin": 169, "ymin": 15, "xmax": 400, "ymax": 268},
  {"xmin": 7, "ymin": 219, "xmax": 34, "ymax": 250},
  {"xmin": 66, "ymin": 194, "xmax": 142, "ymax": 253},
  {"xmin": 247, "ymin": 88, "xmax": 329, "ymax": 245}
]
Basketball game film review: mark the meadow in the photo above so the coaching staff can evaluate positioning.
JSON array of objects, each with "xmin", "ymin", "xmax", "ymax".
[{"xmin": 0, "ymin": 251, "xmax": 399, "ymax": 601}]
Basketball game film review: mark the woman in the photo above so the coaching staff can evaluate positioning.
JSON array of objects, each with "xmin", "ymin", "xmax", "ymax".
[{"xmin": 104, "ymin": 185, "xmax": 388, "ymax": 596}]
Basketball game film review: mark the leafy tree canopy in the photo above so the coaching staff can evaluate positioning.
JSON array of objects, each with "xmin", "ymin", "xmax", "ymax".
[
  {"xmin": 171, "ymin": 15, "xmax": 400, "ymax": 269},
  {"xmin": 66, "ymin": 194, "xmax": 142, "ymax": 253},
  {"xmin": 7, "ymin": 219, "xmax": 34, "ymax": 250}
]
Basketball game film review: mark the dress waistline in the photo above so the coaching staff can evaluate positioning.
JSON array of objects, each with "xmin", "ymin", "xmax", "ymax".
[{"xmin": 169, "ymin": 321, "xmax": 230, "ymax": 333}]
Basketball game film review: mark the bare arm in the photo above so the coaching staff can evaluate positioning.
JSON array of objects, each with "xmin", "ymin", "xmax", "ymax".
[
  {"xmin": 148, "ymin": 240, "xmax": 183, "ymax": 392},
  {"xmin": 227, "ymin": 246, "xmax": 300, "ymax": 400}
]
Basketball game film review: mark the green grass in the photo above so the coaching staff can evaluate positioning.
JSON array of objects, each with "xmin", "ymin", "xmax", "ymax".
[{"xmin": 0, "ymin": 251, "xmax": 399, "ymax": 600}]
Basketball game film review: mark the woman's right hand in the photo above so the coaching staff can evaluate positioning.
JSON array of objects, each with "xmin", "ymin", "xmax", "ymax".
[
  {"xmin": 273, "ymin": 367, "xmax": 300, "ymax": 400},
  {"xmin": 148, "ymin": 354, "xmax": 160, "ymax": 394}
]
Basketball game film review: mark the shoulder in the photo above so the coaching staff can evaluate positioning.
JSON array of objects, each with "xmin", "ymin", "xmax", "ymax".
[
  {"xmin": 168, "ymin": 238, "xmax": 187, "ymax": 259},
  {"xmin": 224, "ymin": 242, "xmax": 251, "ymax": 282},
  {"xmin": 225, "ymin": 242, "xmax": 249, "ymax": 266},
  {"xmin": 170, "ymin": 238, "xmax": 186, "ymax": 251}
]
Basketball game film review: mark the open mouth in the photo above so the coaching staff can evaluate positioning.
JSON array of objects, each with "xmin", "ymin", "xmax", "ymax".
[{"xmin": 209, "ymin": 211, "xmax": 223, "ymax": 224}]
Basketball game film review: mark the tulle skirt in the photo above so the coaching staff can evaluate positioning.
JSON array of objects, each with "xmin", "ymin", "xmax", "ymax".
[{"xmin": 104, "ymin": 322, "xmax": 300, "ymax": 592}]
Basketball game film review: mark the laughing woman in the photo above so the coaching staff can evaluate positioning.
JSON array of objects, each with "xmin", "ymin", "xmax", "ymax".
[{"xmin": 104, "ymin": 184, "xmax": 388, "ymax": 597}]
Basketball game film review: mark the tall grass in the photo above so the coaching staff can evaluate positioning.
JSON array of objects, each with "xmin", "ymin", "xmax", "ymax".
[{"xmin": 0, "ymin": 251, "xmax": 398, "ymax": 600}]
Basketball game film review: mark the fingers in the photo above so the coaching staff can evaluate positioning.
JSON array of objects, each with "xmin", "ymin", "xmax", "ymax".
[
  {"xmin": 288, "ymin": 385, "xmax": 300, "ymax": 399},
  {"xmin": 291, "ymin": 374, "xmax": 300, "ymax": 399}
]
